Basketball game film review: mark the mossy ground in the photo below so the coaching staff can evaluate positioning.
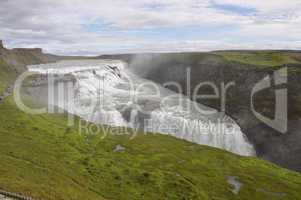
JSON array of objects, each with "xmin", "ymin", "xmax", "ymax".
[{"xmin": 0, "ymin": 96, "xmax": 301, "ymax": 200}]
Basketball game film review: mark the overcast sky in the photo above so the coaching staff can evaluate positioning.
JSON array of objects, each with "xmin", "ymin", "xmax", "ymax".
[{"xmin": 0, "ymin": 0, "xmax": 300, "ymax": 55}]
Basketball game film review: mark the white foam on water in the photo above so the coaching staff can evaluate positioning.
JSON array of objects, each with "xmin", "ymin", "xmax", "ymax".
[{"xmin": 28, "ymin": 60, "xmax": 255, "ymax": 156}]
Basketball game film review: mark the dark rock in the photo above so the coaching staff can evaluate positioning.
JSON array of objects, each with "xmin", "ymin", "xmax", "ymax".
[
  {"xmin": 114, "ymin": 144, "xmax": 126, "ymax": 152},
  {"xmin": 12, "ymin": 48, "xmax": 43, "ymax": 54},
  {"xmin": 117, "ymin": 53, "xmax": 301, "ymax": 172},
  {"xmin": 227, "ymin": 176, "xmax": 243, "ymax": 194}
]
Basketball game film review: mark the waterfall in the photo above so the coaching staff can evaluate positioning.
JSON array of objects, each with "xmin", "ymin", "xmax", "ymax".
[
  {"xmin": 129, "ymin": 109, "xmax": 139, "ymax": 128},
  {"xmin": 28, "ymin": 60, "xmax": 255, "ymax": 156}
]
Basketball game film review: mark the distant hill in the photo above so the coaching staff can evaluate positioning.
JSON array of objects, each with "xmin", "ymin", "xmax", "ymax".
[
  {"xmin": 214, "ymin": 50, "xmax": 301, "ymax": 67},
  {"xmin": 0, "ymin": 40, "xmax": 90, "ymax": 94},
  {"xmin": 0, "ymin": 40, "xmax": 61, "ymax": 95}
]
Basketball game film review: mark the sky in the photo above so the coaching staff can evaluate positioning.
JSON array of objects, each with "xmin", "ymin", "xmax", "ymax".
[{"xmin": 0, "ymin": 0, "xmax": 301, "ymax": 55}]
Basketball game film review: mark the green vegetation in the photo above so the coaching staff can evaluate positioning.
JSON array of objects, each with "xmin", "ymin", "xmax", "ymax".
[
  {"xmin": 0, "ymin": 59, "xmax": 16, "ymax": 94},
  {"xmin": 215, "ymin": 51, "xmax": 301, "ymax": 67},
  {"xmin": 0, "ymin": 96, "xmax": 301, "ymax": 200},
  {"xmin": 1, "ymin": 49, "xmax": 301, "ymax": 199}
]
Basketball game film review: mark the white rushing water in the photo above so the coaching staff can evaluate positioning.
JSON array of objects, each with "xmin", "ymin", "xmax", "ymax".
[{"xmin": 28, "ymin": 60, "xmax": 255, "ymax": 156}]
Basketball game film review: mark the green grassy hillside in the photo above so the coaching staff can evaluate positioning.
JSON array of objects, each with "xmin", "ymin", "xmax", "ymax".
[
  {"xmin": 1, "ymin": 49, "xmax": 301, "ymax": 199},
  {"xmin": 0, "ymin": 96, "xmax": 301, "ymax": 200},
  {"xmin": 215, "ymin": 51, "xmax": 301, "ymax": 67},
  {"xmin": 0, "ymin": 58, "xmax": 16, "ymax": 94}
]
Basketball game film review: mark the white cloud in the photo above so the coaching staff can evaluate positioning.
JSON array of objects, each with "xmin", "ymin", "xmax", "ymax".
[
  {"xmin": 214, "ymin": 0, "xmax": 301, "ymax": 12},
  {"xmin": 0, "ymin": 0, "xmax": 300, "ymax": 55}
]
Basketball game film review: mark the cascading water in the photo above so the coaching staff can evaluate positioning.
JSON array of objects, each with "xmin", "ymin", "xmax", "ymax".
[{"xmin": 28, "ymin": 59, "xmax": 255, "ymax": 156}]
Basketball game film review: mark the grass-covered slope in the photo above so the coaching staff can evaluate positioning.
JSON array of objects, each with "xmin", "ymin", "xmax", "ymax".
[
  {"xmin": 1, "ymin": 47, "xmax": 301, "ymax": 199},
  {"xmin": 0, "ymin": 97, "xmax": 301, "ymax": 200},
  {"xmin": 215, "ymin": 51, "xmax": 301, "ymax": 67},
  {"xmin": 0, "ymin": 58, "xmax": 16, "ymax": 94}
]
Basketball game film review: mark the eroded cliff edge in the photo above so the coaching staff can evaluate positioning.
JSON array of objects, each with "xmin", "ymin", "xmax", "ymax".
[{"xmin": 100, "ymin": 52, "xmax": 301, "ymax": 172}]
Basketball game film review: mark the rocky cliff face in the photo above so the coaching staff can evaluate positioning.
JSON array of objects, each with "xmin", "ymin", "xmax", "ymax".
[
  {"xmin": 117, "ymin": 53, "xmax": 301, "ymax": 172},
  {"xmin": 0, "ymin": 40, "xmax": 62, "ymax": 98},
  {"xmin": 12, "ymin": 47, "xmax": 43, "ymax": 54},
  {"xmin": 0, "ymin": 40, "xmax": 59, "ymax": 73}
]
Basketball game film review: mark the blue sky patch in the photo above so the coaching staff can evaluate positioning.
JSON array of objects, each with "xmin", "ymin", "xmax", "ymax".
[{"xmin": 211, "ymin": 1, "xmax": 257, "ymax": 15}]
